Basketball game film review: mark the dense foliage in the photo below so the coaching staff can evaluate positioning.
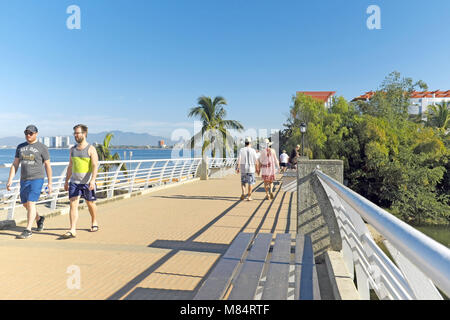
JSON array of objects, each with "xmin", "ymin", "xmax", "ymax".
[{"xmin": 281, "ymin": 72, "xmax": 449, "ymax": 225}]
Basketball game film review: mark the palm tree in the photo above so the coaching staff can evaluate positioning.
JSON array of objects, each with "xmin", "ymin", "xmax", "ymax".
[
  {"xmin": 188, "ymin": 96, "xmax": 244, "ymax": 158},
  {"xmin": 95, "ymin": 133, "xmax": 127, "ymax": 174},
  {"xmin": 426, "ymin": 102, "xmax": 450, "ymax": 129}
]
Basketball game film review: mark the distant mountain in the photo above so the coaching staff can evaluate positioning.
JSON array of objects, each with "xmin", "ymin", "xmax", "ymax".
[
  {"xmin": 0, "ymin": 136, "xmax": 26, "ymax": 147},
  {"xmin": 0, "ymin": 131, "xmax": 173, "ymax": 147},
  {"xmin": 85, "ymin": 131, "xmax": 173, "ymax": 146}
]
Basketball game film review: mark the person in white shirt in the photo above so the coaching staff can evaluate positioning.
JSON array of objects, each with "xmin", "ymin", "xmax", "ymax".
[
  {"xmin": 279, "ymin": 150, "xmax": 289, "ymax": 173},
  {"xmin": 236, "ymin": 137, "xmax": 259, "ymax": 201}
]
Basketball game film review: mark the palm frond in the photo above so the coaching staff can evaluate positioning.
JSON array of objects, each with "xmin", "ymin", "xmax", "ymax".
[{"xmin": 220, "ymin": 119, "xmax": 244, "ymax": 131}]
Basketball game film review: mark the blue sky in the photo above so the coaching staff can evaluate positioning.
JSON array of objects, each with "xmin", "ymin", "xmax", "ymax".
[{"xmin": 1, "ymin": 0, "xmax": 450, "ymax": 139}]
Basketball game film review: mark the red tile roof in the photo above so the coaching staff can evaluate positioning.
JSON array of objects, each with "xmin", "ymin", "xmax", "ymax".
[
  {"xmin": 297, "ymin": 91, "xmax": 336, "ymax": 103},
  {"xmin": 352, "ymin": 90, "xmax": 450, "ymax": 101},
  {"xmin": 410, "ymin": 90, "xmax": 450, "ymax": 98}
]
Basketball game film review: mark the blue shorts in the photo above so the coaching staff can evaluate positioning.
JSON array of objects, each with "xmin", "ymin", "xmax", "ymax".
[
  {"xmin": 241, "ymin": 173, "xmax": 256, "ymax": 185},
  {"xmin": 69, "ymin": 182, "xmax": 97, "ymax": 201},
  {"xmin": 20, "ymin": 179, "xmax": 44, "ymax": 204}
]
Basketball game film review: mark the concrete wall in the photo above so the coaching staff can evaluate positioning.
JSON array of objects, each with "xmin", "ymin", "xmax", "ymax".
[
  {"xmin": 296, "ymin": 159, "xmax": 360, "ymax": 299},
  {"xmin": 297, "ymin": 159, "xmax": 343, "ymax": 259}
]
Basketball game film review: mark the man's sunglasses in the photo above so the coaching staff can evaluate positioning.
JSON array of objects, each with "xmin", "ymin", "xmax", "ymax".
[{"xmin": 24, "ymin": 131, "xmax": 35, "ymax": 136}]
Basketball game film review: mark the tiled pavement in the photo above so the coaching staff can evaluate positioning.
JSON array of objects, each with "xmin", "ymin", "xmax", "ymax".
[{"xmin": 0, "ymin": 174, "xmax": 296, "ymax": 300}]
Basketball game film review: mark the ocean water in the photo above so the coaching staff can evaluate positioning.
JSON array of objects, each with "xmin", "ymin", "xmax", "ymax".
[{"xmin": 0, "ymin": 147, "xmax": 196, "ymax": 188}]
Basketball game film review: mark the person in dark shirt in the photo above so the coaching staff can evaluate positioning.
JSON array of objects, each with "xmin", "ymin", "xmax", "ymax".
[
  {"xmin": 289, "ymin": 145, "xmax": 300, "ymax": 170},
  {"xmin": 6, "ymin": 125, "xmax": 53, "ymax": 239}
]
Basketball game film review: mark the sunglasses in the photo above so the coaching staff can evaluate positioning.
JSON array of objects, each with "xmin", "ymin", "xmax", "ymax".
[{"xmin": 24, "ymin": 131, "xmax": 36, "ymax": 136}]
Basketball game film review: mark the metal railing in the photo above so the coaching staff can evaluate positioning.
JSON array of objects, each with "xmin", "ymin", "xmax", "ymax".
[
  {"xmin": 315, "ymin": 169, "xmax": 450, "ymax": 300},
  {"xmin": 1, "ymin": 157, "xmax": 237, "ymax": 221}
]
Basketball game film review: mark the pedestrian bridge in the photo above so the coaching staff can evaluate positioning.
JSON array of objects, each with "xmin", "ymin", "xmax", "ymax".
[{"xmin": 0, "ymin": 158, "xmax": 448, "ymax": 300}]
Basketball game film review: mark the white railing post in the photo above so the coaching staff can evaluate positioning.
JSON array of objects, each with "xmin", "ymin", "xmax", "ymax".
[
  {"xmin": 50, "ymin": 165, "xmax": 68, "ymax": 210},
  {"xmin": 169, "ymin": 159, "xmax": 178, "ymax": 184},
  {"xmin": 108, "ymin": 162, "xmax": 124, "ymax": 198},
  {"xmin": 179, "ymin": 159, "xmax": 187, "ymax": 182},
  {"xmin": 159, "ymin": 160, "xmax": 169, "ymax": 186},
  {"xmin": 145, "ymin": 161, "xmax": 156, "ymax": 188},
  {"xmin": 188, "ymin": 159, "xmax": 196, "ymax": 179},
  {"xmin": 7, "ymin": 185, "xmax": 20, "ymax": 220},
  {"xmin": 129, "ymin": 162, "xmax": 142, "ymax": 193},
  {"xmin": 195, "ymin": 158, "xmax": 203, "ymax": 177}
]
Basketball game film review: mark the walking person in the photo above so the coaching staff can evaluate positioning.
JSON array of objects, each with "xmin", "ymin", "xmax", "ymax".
[
  {"xmin": 6, "ymin": 125, "xmax": 52, "ymax": 239},
  {"xmin": 289, "ymin": 145, "xmax": 300, "ymax": 170},
  {"xmin": 236, "ymin": 137, "xmax": 259, "ymax": 201},
  {"xmin": 61, "ymin": 124, "xmax": 99, "ymax": 239},
  {"xmin": 279, "ymin": 150, "xmax": 289, "ymax": 174},
  {"xmin": 255, "ymin": 149, "xmax": 261, "ymax": 162},
  {"xmin": 258, "ymin": 139, "xmax": 280, "ymax": 200}
]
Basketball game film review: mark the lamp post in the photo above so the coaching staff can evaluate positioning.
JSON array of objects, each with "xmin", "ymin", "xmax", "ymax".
[{"xmin": 300, "ymin": 122, "xmax": 307, "ymax": 157}]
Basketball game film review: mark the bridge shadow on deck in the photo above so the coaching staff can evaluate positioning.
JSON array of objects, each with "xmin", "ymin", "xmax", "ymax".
[
  {"xmin": 154, "ymin": 195, "xmax": 241, "ymax": 202},
  {"xmin": 107, "ymin": 179, "xmax": 294, "ymax": 300}
]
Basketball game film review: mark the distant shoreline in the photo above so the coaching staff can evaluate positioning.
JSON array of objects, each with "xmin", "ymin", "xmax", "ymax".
[{"xmin": 0, "ymin": 146, "xmax": 174, "ymax": 150}]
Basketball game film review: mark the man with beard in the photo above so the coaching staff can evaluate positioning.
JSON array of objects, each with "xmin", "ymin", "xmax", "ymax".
[
  {"xmin": 6, "ymin": 125, "xmax": 53, "ymax": 239},
  {"xmin": 61, "ymin": 124, "xmax": 99, "ymax": 239}
]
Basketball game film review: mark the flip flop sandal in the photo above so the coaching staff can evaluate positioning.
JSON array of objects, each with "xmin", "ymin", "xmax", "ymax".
[
  {"xmin": 90, "ymin": 225, "xmax": 99, "ymax": 232},
  {"xmin": 240, "ymin": 194, "xmax": 245, "ymax": 200},
  {"xmin": 61, "ymin": 231, "xmax": 76, "ymax": 239}
]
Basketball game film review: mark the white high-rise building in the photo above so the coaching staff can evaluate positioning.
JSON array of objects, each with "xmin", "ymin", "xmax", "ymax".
[
  {"xmin": 39, "ymin": 136, "xmax": 71, "ymax": 148},
  {"xmin": 55, "ymin": 136, "xmax": 62, "ymax": 148},
  {"xmin": 43, "ymin": 137, "xmax": 51, "ymax": 148},
  {"xmin": 62, "ymin": 136, "xmax": 70, "ymax": 148}
]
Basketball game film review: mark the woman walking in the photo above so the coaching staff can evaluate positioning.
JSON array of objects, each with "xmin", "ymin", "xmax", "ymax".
[{"xmin": 258, "ymin": 139, "xmax": 280, "ymax": 200}]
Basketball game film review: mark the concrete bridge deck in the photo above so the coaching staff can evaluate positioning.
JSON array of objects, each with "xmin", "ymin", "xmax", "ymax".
[{"xmin": 0, "ymin": 174, "xmax": 300, "ymax": 300}]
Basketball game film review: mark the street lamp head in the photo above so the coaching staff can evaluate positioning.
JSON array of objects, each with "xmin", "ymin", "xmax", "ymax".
[{"xmin": 300, "ymin": 122, "xmax": 307, "ymax": 133}]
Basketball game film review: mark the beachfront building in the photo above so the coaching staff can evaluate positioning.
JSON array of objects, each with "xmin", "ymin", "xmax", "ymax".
[
  {"xmin": 61, "ymin": 136, "xmax": 70, "ymax": 148},
  {"xmin": 297, "ymin": 91, "xmax": 336, "ymax": 109},
  {"xmin": 38, "ymin": 136, "xmax": 71, "ymax": 148},
  {"xmin": 159, "ymin": 140, "xmax": 167, "ymax": 148},
  {"xmin": 38, "ymin": 137, "xmax": 50, "ymax": 147},
  {"xmin": 352, "ymin": 90, "xmax": 450, "ymax": 117}
]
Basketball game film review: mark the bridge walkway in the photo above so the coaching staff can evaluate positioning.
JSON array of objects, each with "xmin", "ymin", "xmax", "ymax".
[{"xmin": 0, "ymin": 174, "xmax": 297, "ymax": 300}]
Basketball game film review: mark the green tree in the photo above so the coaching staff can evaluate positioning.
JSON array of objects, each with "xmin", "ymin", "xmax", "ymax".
[
  {"xmin": 188, "ymin": 96, "xmax": 244, "ymax": 158},
  {"xmin": 286, "ymin": 93, "xmax": 329, "ymax": 158},
  {"xmin": 357, "ymin": 71, "xmax": 428, "ymax": 121},
  {"xmin": 282, "ymin": 72, "xmax": 449, "ymax": 226}
]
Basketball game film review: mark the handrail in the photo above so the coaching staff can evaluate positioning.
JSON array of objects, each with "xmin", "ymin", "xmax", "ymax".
[
  {"xmin": 0, "ymin": 158, "xmax": 205, "ymax": 168},
  {"xmin": 1, "ymin": 157, "xmax": 237, "ymax": 221},
  {"xmin": 315, "ymin": 169, "xmax": 450, "ymax": 298}
]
